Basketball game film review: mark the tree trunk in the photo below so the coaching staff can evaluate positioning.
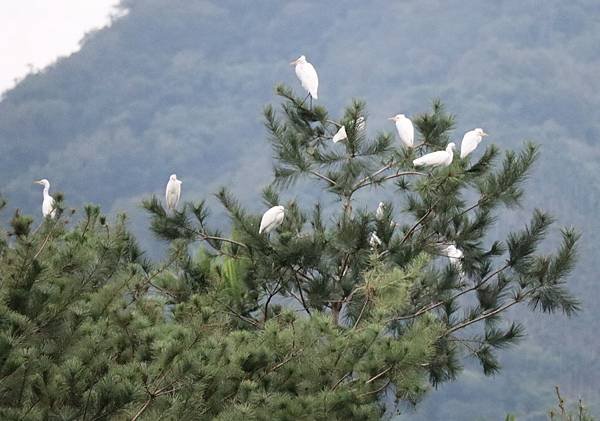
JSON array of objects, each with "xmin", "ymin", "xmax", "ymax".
[{"xmin": 331, "ymin": 302, "xmax": 342, "ymax": 325}]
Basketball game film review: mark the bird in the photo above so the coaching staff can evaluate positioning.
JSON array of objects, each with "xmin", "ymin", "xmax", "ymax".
[
  {"xmin": 389, "ymin": 114, "xmax": 414, "ymax": 148},
  {"xmin": 290, "ymin": 55, "xmax": 318, "ymax": 100},
  {"xmin": 440, "ymin": 244, "xmax": 464, "ymax": 268},
  {"xmin": 165, "ymin": 174, "xmax": 182, "ymax": 211},
  {"xmin": 259, "ymin": 205, "xmax": 285, "ymax": 234},
  {"xmin": 413, "ymin": 143, "xmax": 456, "ymax": 168},
  {"xmin": 355, "ymin": 116, "xmax": 366, "ymax": 131},
  {"xmin": 332, "ymin": 125, "xmax": 347, "ymax": 143},
  {"xmin": 34, "ymin": 179, "xmax": 56, "ymax": 218},
  {"xmin": 369, "ymin": 232, "xmax": 382, "ymax": 248},
  {"xmin": 376, "ymin": 202, "xmax": 385, "ymax": 220},
  {"xmin": 460, "ymin": 128, "xmax": 488, "ymax": 158}
]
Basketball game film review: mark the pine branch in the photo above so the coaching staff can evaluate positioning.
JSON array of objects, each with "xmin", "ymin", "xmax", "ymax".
[
  {"xmin": 389, "ymin": 263, "xmax": 510, "ymax": 323},
  {"xmin": 358, "ymin": 380, "xmax": 391, "ymax": 398},
  {"xmin": 447, "ymin": 290, "xmax": 532, "ymax": 334},
  {"xmin": 214, "ymin": 297, "xmax": 261, "ymax": 328},
  {"xmin": 353, "ymin": 297, "xmax": 370, "ymax": 329},
  {"xmin": 199, "ymin": 232, "xmax": 249, "ymax": 249},
  {"xmin": 131, "ymin": 398, "xmax": 152, "ymax": 421},
  {"xmin": 400, "ymin": 200, "xmax": 440, "ymax": 245},
  {"xmin": 365, "ymin": 366, "xmax": 392, "ymax": 384},
  {"xmin": 309, "ymin": 169, "xmax": 337, "ymax": 186}
]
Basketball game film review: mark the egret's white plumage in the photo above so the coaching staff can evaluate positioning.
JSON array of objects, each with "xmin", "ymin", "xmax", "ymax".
[
  {"xmin": 34, "ymin": 179, "xmax": 56, "ymax": 218},
  {"xmin": 376, "ymin": 202, "xmax": 385, "ymax": 220},
  {"xmin": 460, "ymin": 128, "xmax": 488, "ymax": 159},
  {"xmin": 332, "ymin": 125, "xmax": 347, "ymax": 143},
  {"xmin": 440, "ymin": 244, "xmax": 463, "ymax": 268},
  {"xmin": 413, "ymin": 143, "xmax": 456, "ymax": 168},
  {"xmin": 389, "ymin": 114, "xmax": 414, "ymax": 148},
  {"xmin": 259, "ymin": 205, "xmax": 285, "ymax": 234},
  {"xmin": 290, "ymin": 55, "xmax": 318, "ymax": 99},
  {"xmin": 165, "ymin": 174, "xmax": 182, "ymax": 211},
  {"xmin": 356, "ymin": 116, "xmax": 366, "ymax": 131},
  {"xmin": 369, "ymin": 232, "xmax": 382, "ymax": 248}
]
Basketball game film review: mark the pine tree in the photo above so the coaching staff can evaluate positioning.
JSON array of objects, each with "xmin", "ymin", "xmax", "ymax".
[
  {"xmin": 0, "ymin": 84, "xmax": 581, "ymax": 420},
  {"xmin": 140, "ymin": 85, "xmax": 580, "ymax": 416}
]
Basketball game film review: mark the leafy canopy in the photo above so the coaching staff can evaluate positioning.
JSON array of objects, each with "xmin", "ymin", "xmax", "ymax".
[{"xmin": 0, "ymin": 87, "xmax": 580, "ymax": 420}]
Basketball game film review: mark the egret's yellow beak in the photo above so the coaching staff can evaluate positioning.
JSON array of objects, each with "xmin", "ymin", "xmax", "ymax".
[
  {"xmin": 33, "ymin": 180, "xmax": 42, "ymax": 185},
  {"xmin": 289, "ymin": 59, "xmax": 298, "ymax": 66},
  {"xmin": 482, "ymin": 131, "xmax": 489, "ymax": 137},
  {"xmin": 388, "ymin": 117, "xmax": 396, "ymax": 121}
]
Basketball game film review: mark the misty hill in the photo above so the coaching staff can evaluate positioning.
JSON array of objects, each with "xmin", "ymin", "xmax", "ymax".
[{"xmin": 1, "ymin": 0, "xmax": 599, "ymax": 418}]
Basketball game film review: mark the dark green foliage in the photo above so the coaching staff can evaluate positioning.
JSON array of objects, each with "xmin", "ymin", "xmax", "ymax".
[
  {"xmin": 0, "ymin": 1, "xmax": 597, "ymax": 417},
  {"xmin": 140, "ymin": 89, "xmax": 580, "ymax": 416},
  {"xmin": 0, "ymin": 81, "xmax": 584, "ymax": 419}
]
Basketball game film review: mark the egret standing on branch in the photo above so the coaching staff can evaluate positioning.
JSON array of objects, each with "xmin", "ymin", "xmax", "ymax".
[
  {"xmin": 369, "ymin": 232, "xmax": 382, "ymax": 249},
  {"xmin": 376, "ymin": 202, "xmax": 385, "ymax": 220},
  {"xmin": 460, "ymin": 128, "xmax": 488, "ymax": 158},
  {"xmin": 332, "ymin": 125, "xmax": 347, "ymax": 143},
  {"xmin": 413, "ymin": 143, "xmax": 456, "ymax": 168},
  {"xmin": 34, "ymin": 179, "xmax": 56, "ymax": 218},
  {"xmin": 290, "ymin": 55, "xmax": 318, "ymax": 104},
  {"xmin": 165, "ymin": 174, "xmax": 182, "ymax": 211},
  {"xmin": 440, "ymin": 243, "xmax": 464, "ymax": 268},
  {"xmin": 259, "ymin": 205, "xmax": 285, "ymax": 234},
  {"xmin": 389, "ymin": 114, "xmax": 414, "ymax": 148}
]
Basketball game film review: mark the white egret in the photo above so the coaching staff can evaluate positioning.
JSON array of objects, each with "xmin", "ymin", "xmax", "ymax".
[
  {"xmin": 376, "ymin": 202, "xmax": 385, "ymax": 220},
  {"xmin": 290, "ymin": 55, "xmax": 318, "ymax": 100},
  {"xmin": 356, "ymin": 116, "xmax": 366, "ymax": 131},
  {"xmin": 413, "ymin": 143, "xmax": 456, "ymax": 168},
  {"xmin": 165, "ymin": 174, "xmax": 182, "ymax": 211},
  {"xmin": 259, "ymin": 205, "xmax": 285, "ymax": 234},
  {"xmin": 460, "ymin": 128, "xmax": 488, "ymax": 159},
  {"xmin": 34, "ymin": 179, "xmax": 56, "ymax": 218},
  {"xmin": 389, "ymin": 114, "xmax": 414, "ymax": 148},
  {"xmin": 440, "ymin": 244, "xmax": 463, "ymax": 268},
  {"xmin": 332, "ymin": 125, "xmax": 347, "ymax": 143},
  {"xmin": 369, "ymin": 232, "xmax": 382, "ymax": 248}
]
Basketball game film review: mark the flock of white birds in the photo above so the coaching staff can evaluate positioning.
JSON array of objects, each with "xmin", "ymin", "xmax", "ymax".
[{"xmin": 33, "ymin": 55, "xmax": 483, "ymax": 266}]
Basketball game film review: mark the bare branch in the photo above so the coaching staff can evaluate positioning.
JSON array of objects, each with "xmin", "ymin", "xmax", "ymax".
[
  {"xmin": 365, "ymin": 366, "xmax": 392, "ymax": 384},
  {"xmin": 131, "ymin": 398, "xmax": 152, "ymax": 421},
  {"xmin": 199, "ymin": 233, "xmax": 249, "ymax": 249},
  {"xmin": 399, "ymin": 201, "xmax": 439, "ymax": 245},
  {"xmin": 309, "ymin": 170, "xmax": 337, "ymax": 186},
  {"xmin": 353, "ymin": 297, "xmax": 370, "ymax": 329},
  {"xmin": 446, "ymin": 290, "xmax": 531, "ymax": 334}
]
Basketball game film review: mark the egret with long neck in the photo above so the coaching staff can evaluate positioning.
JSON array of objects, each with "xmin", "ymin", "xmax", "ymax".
[{"xmin": 34, "ymin": 179, "xmax": 56, "ymax": 218}]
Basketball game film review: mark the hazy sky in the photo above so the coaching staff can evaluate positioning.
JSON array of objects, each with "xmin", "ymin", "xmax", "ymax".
[{"xmin": 0, "ymin": 0, "xmax": 122, "ymax": 95}]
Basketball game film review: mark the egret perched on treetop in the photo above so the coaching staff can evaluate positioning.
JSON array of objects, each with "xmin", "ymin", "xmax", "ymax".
[
  {"xmin": 388, "ymin": 114, "xmax": 414, "ymax": 148},
  {"xmin": 259, "ymin": 205, "xmax": 285, "ymax": 234},
  {"xmin": 34, "ymin": 179, "xmax": 56, "ymax": 218},
  {"xmin": 290, "ymin": 55, "xmax": 318, "ymax": 101},
  {"xmin": 332, "ymin": 125, "xmax": 347, "ymax": 143},
  {"xmin": 460, "ymin": 128, "xmax": 488, "ymax": 158},
  {"xmin": 165, "ymin": 174, "xmax": 182, "ymax": 211},
  {"xmin": 413, "ymin": 143, "xmax": 456, "ymax": 168},
  {"xmin": 369, "ymin": 232, "xmax": 382, "ymax": 249},
  {"xmin": 376, "ymin": 202, "xmax": 385, "ymax": 220},
  {"xmin": 440, "ymin": 244, "xmax": 464, "ymax": 268}
]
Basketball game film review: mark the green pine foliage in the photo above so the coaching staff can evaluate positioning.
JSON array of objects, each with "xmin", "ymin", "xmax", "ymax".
[
  {"xmin": 143, "ymin": 86, "xmax": 581, "ymax": 411},
  {"xmin": 0, "ymin": 87, "xmax": 581, "ymax": 419}
]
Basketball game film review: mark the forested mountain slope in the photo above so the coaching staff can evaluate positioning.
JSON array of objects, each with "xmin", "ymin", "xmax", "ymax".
[{"xmin": 1, "ymin": 0, "xmax": 598, "ymax": 418}]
